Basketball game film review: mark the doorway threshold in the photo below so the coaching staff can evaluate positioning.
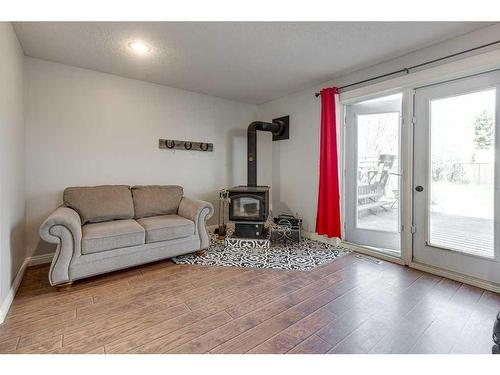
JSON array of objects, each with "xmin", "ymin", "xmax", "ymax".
[{"xmin": 341, "ymin": 240, "xmax": 405, "ymax": 265}]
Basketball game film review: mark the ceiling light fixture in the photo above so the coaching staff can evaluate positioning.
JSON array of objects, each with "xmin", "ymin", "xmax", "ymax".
[{"xmin": 128, "ymin": 41, "xmax": 151, "ymax": 55}]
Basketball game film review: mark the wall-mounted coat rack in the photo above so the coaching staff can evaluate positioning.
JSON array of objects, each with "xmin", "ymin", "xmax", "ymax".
[{"xmin": 159, "ymin": 139, "xmax": 213, "ymax": 152}]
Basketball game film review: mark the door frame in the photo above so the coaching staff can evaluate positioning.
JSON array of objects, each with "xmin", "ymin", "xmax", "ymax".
[
  {"xmin": 412, "ymin": 74, "xmax": 500, "ymax": 281},
  {"xmin": 343, "ymin": 94, "xmax": 404, "ymax": 253},
  {"xmin": 337, "ymin": 48, "xmax": 500, "ymax": 291},
  {"xmin": 339, "ymin": 87, "xmax": 413, "ymax": 265}
]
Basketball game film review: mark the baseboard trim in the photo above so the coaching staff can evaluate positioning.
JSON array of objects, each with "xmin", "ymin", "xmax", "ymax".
[
  {"xmin": 0, "ymin": 252, "xmax": 55, "ymax": 324},
  {"xmin": 341, "ymin": 241, "xmax": 405, "ymax": 265},
  {"xmin": 0, "ymin": 257, "xmax": 29, "ymax": 324},
  {"xmin": 27, "ymin": 253, "xmax": 54, "ymax": 266},
  {"xmin": 409, "ymin": 260, "xmax": 500, "ymax": 294}
]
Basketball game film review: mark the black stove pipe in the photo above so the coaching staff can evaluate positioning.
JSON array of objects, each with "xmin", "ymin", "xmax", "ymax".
[{"xmin": 247, "ymin": 119, "xmax": 286, "ymax": 187}]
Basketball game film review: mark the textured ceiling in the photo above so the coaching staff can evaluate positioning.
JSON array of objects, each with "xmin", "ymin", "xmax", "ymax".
[{"xmin": 14, "ymin": 22, "xmax": 492, "ymax": 104}]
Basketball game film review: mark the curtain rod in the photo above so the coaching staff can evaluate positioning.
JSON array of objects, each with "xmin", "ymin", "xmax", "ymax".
[{"xmin": 314, "ymin": 39, "xmax": 500, "ymax": 97}]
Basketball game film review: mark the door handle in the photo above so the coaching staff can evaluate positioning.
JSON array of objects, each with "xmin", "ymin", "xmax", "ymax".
[{"xmin": 415, "ymin": 186, "xmax": 424, "ymax": 192}]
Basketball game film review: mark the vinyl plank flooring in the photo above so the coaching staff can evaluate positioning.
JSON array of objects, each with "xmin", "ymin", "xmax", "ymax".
[
  {"xmin": 287, "ymin": 334, "xmax": 333, "ymax": 354},
  {"xmin": 368, "ymin": 277, "xmax": 461, "ymax": 354},
  {"xmin": 210, "ymin": 289, "xmax": 341, "ymax": 353},
  {"xmin": 16, "ymin": 335, "xmax": 63, "ymax": 354},
  {"xmin": 407, "ymin": 283, "xmax": 484, "ymax": 354},
  {"xmin": 0, "ymin": 337, "xmax": 20, "ymax": 353},
  {"xmin": 1, "ymin": 254, "xmax": 498, "ymax": 354},
  {"xmin": 132, "ymin": 312, "xmax": 233, "ymax": 354},
  {"xmin": 61, "ymin": 304, "xmax": 191, "ymax": 352},
  {"xmin": 16, "ymin": 298, "xmax": 183, "ymax": 349},
  {"xmin": 450, "ymin": 290, "xmax": 500, "ymax": 354},
  {"xmin": 248, "ymin": 307, "xmax": 338, "ymax": 353},
  {"xmin": 168, "ymin": 263, "xmax": 357, "ymax": 354},
  {"xmin": 327, "ymin": 273, "xmax": 443, "ymax": 354}
]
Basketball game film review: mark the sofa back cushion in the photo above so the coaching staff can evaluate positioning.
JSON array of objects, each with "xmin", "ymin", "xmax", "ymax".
[
  {"xmin": 63, "ymin": 185, "xmax": 134, "ymax": 224},
  {"xmin": 132, "ymin": 185, "xmax": 183, "ymax": 219}
]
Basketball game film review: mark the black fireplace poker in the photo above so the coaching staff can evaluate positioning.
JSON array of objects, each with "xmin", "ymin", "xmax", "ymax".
[{"xmin": 247, "ymin": 115, "xmax": 289, "ymax": 187}]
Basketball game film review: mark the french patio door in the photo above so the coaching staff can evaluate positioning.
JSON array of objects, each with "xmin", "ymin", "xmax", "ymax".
[
  {"xmin": 413, "ymin": 71, "xmax": 500, "ymax": 284},
  {"xmin": 344, "ymin": 93, "xmax": 402, "ymax": 253}
]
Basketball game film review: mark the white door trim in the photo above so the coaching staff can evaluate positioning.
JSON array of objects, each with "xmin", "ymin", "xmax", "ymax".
[
  {"xmin": 339, "ymin": 91, "xmax": 413, "ymax": 264},
  {"xmin": 344, "ymin": 95, "xmax": 403, "ymax": 251},
  {"xmin": 412, "ymin": 72, "xmax": 500, "ymax": 284}
]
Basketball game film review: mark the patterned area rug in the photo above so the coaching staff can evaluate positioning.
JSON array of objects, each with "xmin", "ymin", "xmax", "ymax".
[{"xmin": 172, "ymin": 232, "xmax": 351, "ymax": 271}]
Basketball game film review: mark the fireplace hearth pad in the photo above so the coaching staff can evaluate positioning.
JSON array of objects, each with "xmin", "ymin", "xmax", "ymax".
[
  {"xmin": 172, "ymin": 225, "xmax": 351, "ymax": 271},
  {"xmin": 224, "ymin": 235, "xmax": 271, "ymax": 250},
  {"xmin": 224, "ymin": 224, "xmax": 271, "ymax": 249}
]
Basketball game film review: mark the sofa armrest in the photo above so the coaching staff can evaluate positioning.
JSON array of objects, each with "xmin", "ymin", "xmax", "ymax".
[
  {"xmin": 178, "ymin": 197, "xmax": 214, "ymax": 249},
  {"xmin": 40, "ymin": 206, "xmax": 82, "ymax": 285},
  {"xmin": 40, "ymin": 206, "xmax": 82, "ymax": 243}
]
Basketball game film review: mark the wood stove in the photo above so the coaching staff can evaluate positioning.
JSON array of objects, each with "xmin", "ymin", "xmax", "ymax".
[
  {"xmin": 227, "ymin": 115, "xmax": 289, "ymax": 239},
  {"xmin": 228, "ymin": 186, "xmax": 270, "ymax": 238}
]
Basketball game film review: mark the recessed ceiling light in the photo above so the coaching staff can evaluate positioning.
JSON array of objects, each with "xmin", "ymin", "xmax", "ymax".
[{"xmin": 128, "ymin": 41, "xmax": 151, "ymax": 55}]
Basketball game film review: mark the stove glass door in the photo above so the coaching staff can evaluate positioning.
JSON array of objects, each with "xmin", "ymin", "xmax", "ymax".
[{"xmin": 231, "ymin": 195, "xmax": 262, "ymax": 220}]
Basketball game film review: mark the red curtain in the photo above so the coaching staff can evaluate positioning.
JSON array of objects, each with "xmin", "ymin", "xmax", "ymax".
[{"xmin": 316, "ymin": 87, "xmax": 342, "ymax": 238}]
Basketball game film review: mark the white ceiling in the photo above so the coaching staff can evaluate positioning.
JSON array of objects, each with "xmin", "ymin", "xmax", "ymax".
[{"xmin": 13, "ymin": 22, "xmax": 492, "ymax": 104}]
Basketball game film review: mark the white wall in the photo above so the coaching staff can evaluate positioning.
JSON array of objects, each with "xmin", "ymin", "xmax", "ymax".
[
  {"xmin": 25, "ymin": 58, "xmax": 260, "ymax": 256},
  {"xmin": 257, "ymin": 23, "xmax": 500, "ymax": 236},
  {"xmin": 258, "ymin": 89, "xmax": 321, "ymax": 234},
  {"xmin": 0, "ymin": 23, "xmax": 25, "ymax": 317}
]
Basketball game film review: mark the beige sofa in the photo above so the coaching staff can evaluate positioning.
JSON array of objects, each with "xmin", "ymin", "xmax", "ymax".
[{"xmin": 40, "ymin": 185, "xmax": 213, "ymax": 286}]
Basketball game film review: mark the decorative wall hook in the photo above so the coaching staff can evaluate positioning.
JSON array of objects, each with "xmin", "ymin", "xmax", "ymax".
[{"xmin": 159, "ymin": 139, "xmax": 214, "ymax": 152}]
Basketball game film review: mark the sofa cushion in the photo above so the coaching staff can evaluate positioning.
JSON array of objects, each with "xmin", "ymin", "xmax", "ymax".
[
  {"xmin": 82, "ymin": 219, "xmax": 145, "ymax": 255},
  {"xmin": 64, "ymin": 185, "xmax": 134, "ymax": 224},
  {"xmin": 131, "ymin": 185, "xmax": 183, "ymax": 219},
  {"xmin": 137, "ymin": 215, "xmax": 195, "ymax": 243}
]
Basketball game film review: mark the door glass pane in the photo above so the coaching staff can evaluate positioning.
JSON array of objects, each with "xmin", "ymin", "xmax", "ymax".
[
  {"xmin": 429, "ymin": 89, "xmax": 495, "ymax": 258},
  {"xmin": 356, "ymin": 105, "xmax": 401, "ymax": 233}
]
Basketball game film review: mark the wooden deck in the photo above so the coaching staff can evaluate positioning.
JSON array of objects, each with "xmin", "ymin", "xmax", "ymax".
[
  {"xmin": 359, "ymin": 209, "xmax": 494, "ymax": 258},
  {"xmin": 430, "ymin": 212, "xmax": 494, "ymax": 258},
  {"xmin": 0, "ymin": 253, "xmax": 498, "ymax": 354}
]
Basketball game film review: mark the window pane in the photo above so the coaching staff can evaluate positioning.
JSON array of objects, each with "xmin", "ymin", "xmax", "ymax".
[
  {"xmin": 356, "ymin": 112, "xmax": 400, "ymax": 233},
  {"xmin": 429, "ymin": 89, "xmax": 495, "ymax": 258}
]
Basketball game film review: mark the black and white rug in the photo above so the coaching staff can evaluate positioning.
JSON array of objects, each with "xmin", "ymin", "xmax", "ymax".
[{"xmin": 172, "ymin": 232, "xmax": 351, "ymax": 271}]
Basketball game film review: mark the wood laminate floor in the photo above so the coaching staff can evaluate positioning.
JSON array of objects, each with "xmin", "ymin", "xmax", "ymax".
[{"xmin": 0, "ymin": 253, "xmax": 498, "ymax": 354}]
